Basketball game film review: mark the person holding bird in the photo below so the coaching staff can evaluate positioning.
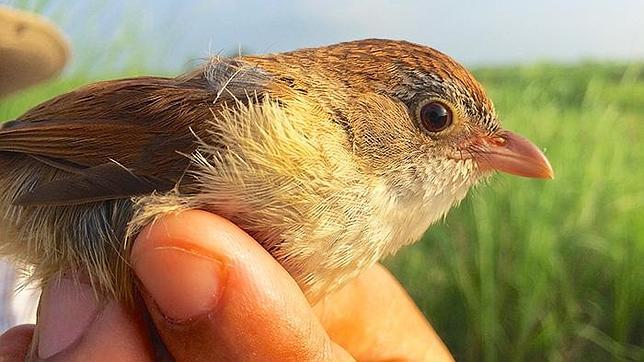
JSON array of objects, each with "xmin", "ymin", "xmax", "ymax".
[{"xmin": 0, "ymin": 38, "xmax": 551, "ymax": 360}]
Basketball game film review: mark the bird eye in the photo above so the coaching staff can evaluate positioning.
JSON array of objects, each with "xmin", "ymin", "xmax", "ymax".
[{"xmin": 419, "ymin": 102, "xmax": 452, "ymax": 133}]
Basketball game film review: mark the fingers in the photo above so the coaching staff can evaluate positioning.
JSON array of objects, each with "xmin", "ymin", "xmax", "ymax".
[
  {"xmin": 0, "ymin": 209, "xmax": 451, "ymax": 361},
  {"xmin": 131, "ymin": 210, "xmax": 353, "ymax": 361},
  {"xmin": 25, "ymin": 274, "xmax": 154, "ymax": 361},
  {"xmin": 314, "ymin": 265, "xmax": 454, "ymax": 361},
  {"xmin": 0, "ymin": 324, "xmax": 34, "ymax": 361}
]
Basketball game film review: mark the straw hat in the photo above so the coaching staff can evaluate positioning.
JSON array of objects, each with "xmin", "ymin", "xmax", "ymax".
[{"xmin": 0, "ymin": 6, "xmax": 70, "ymax": 97}]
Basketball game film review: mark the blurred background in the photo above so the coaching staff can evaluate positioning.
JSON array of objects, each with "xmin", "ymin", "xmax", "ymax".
[{"xmin": 0, "ymin": 0, "xmax": 642, "ymax": 360}]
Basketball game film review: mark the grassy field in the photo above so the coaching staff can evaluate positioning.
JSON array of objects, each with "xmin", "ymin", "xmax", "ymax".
[
  {"xmin": 387, "ymin": 63, "xmax": 644, "ymax": 361},
  {"xmin": 1, "ymin": 63, "xmax": 642, "ymax": 361}
]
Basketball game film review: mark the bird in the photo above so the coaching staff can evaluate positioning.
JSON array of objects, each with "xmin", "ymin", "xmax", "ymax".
[{"xmin": 0, "ymin": 39, "xmax": 553, "ymax": 304}]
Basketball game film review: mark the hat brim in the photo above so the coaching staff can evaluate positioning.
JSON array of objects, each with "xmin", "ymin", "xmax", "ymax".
[{"xmin": 0, "ymin": 6, "xmax": 70, "ymax": 97}]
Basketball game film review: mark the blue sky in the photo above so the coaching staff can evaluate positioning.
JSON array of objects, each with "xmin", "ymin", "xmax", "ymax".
[{"xmin": 5, "ymin": 0, "xmax": 644, "ymax": 72}]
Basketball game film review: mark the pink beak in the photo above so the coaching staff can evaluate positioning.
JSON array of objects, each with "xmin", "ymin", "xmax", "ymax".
[{"xmin": 471, "ymin": 130, "xmax": 554, "ymax": 179}]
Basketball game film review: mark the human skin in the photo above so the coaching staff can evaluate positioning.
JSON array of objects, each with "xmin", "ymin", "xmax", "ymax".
[{"xmin": 0, "ymin": 210, "xmax": 453, "ymax": 361}]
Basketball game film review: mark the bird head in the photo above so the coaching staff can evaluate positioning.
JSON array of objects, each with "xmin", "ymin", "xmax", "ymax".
[{"xmin": 257, "ymin": 39, "xmax": 553, "ymax": 206}]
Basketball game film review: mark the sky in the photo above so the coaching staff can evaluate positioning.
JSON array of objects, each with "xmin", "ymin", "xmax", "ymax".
[{"xmin": 4, "ymin": 0, "xmax": 644, "ymax": 72}]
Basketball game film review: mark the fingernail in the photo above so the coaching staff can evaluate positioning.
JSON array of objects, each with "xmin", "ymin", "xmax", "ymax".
[
  {"xmin": 133, "ymin": 246, "xmax": 226, "ymax": 322},
  {"xmin": 37, "ymin": 276, "xmax": 100, "ymax": 359}
]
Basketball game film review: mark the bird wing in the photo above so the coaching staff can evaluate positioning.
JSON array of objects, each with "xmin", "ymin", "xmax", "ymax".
[{"xmin": 0, "ymin": 61, "xmax": 270, "ymax": 206}]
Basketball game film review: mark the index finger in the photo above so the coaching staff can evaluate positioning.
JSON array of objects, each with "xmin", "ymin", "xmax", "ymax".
[{"xmin": 313, "ymin": 265, "xmax": 454, "ymax": 361}]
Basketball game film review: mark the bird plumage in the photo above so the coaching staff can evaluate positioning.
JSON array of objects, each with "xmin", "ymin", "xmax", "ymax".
[{"xmin": 0, "ymin": 39, "xmax": 546, "ymax": 303}]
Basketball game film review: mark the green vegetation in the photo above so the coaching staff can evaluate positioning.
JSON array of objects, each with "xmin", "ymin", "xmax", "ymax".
[
  {"xmin": 387, "ymin": 63, "xmax": 644, "ymax": 361},
  {"xmin": 1, "ymin": 58, "xmax": 642, "ymax": 360}
]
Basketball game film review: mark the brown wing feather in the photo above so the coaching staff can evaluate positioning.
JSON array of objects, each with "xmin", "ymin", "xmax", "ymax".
[
  {"xmin": 13, "ymin": 162, "xmax": 172, "ymax": 206},
  {"xmin": 0, "ymin": 59, "xmax": 271, "ymax": 205}
]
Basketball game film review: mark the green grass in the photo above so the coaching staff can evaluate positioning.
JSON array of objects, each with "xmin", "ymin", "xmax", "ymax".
[
  {"xmin": 1, "ymin": 61, "xmax": 642, "ymax": 361},
  {"xmin": 387, "ymin": 62, "xmax": 644, "ymax": 361}
]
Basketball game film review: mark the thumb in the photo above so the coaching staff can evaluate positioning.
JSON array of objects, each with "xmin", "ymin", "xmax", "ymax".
[{"xmin": 131, "ymin": 210, "xmax": 353, "ymax": 361}]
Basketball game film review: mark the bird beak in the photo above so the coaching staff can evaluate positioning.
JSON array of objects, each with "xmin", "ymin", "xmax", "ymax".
[{"xmin": 471, "ymin": 130, "xmax": 554, "ymax": 179}]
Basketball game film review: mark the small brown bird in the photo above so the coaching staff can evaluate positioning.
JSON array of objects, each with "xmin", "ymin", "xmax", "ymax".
[{"xmin": 0, "ymin": 39, "xmax": 552, "ymax": 303}]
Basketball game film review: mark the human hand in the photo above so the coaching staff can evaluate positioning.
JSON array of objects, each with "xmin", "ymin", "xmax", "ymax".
[{"xmin": 0, "ymin": 210, "xmax": 453, "ymax": 361}]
